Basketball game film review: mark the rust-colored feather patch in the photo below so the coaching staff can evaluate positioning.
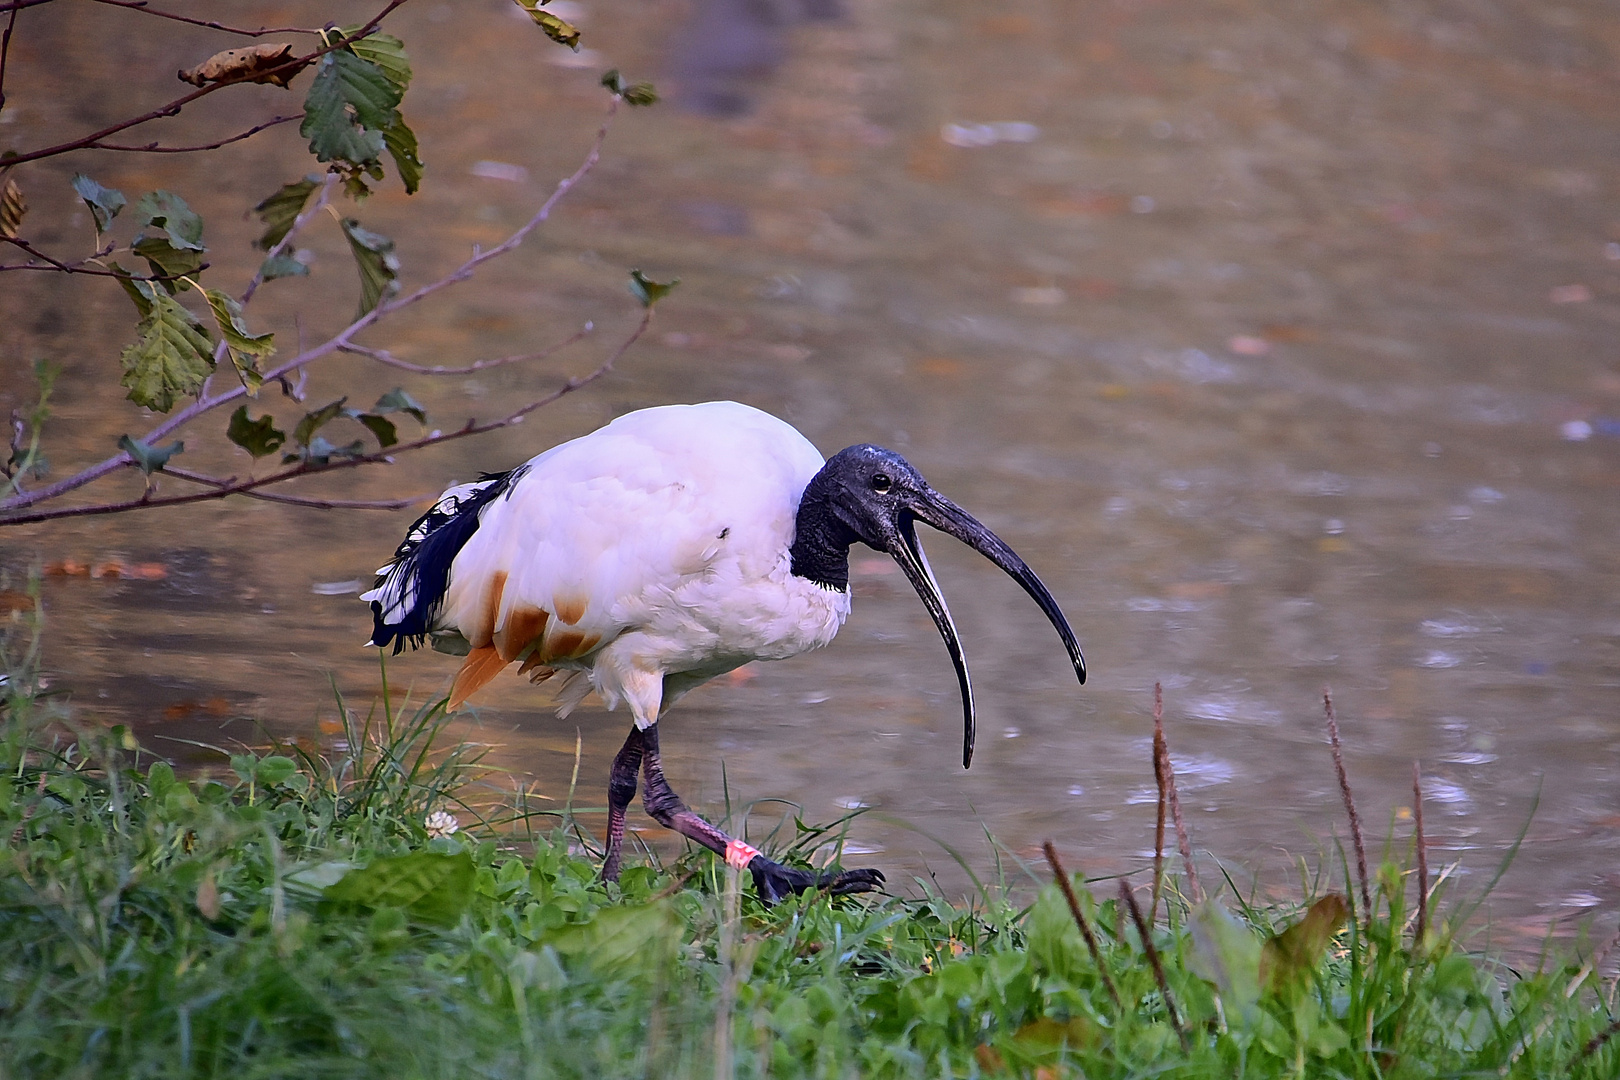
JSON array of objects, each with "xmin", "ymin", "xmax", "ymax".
[
  {"xmin": 554, "ymin": 593, "xmax": 587, "ymax": 626},
  {"xmin": 495, "ymin": 605, "xmax": 549, "ymax": 663},
  {"xmin": 468, "ymin": 571, "xmax": 508, "ymax": 650},
  {"xmin": 546, "ymin": 629, "xmax": 588, "ymax": 659},
  {"xmin": 448, "ymin": 645, "xmax": 509, "ymax": 710}
]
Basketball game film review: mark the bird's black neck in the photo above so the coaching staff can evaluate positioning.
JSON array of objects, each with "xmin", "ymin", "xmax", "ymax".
[{"xmin": 789, "ymin": 471, "xmax": 856, "ymax": 591}]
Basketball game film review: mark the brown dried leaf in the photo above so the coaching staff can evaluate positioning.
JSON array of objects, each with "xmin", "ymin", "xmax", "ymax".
[
  {"xmin": 178, "ymin": 44, "xmax": 307, "ymax": 89},
  {"xmin": 0, "ymin": 176, "xmax": 25, "ymax": 239}
]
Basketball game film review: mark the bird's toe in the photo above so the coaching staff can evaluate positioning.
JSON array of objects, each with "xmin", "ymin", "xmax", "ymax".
[
  {"xmin": 746, "ymin": 857, "xmax": 885, "ymax": 904},
  {"xmin": 823, "ymin": 867, "xmax": 885, "ymax": 895}
]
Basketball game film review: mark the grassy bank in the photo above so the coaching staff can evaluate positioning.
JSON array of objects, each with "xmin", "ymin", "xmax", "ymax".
[{"xmin": 1, "ymin": 621, "xmax": 1615, "ymax": 1077}]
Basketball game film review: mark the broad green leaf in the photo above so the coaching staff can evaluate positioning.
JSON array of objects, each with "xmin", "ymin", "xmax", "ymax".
[
  {"xmin": 293, "ymin": 398, "xmax": 348, "ymax": 447},
  {"xmin": 253, "ymin": 176, "xmax": 320, "ymax": 250},
  {"xmin": 131, "ymin": 235, "xmax": 206, "ymax": 291},
  {"xmin": 255, "ymin": 755, "xmax": 298, "ymax": 786},
  {"xmin": 380, "ymin": 114, "xmax": 423, "ymax": 194},
  {"xmin": 341, "ymin": 30, "xmax": 412, "ymax": 94},
  {"xmin": 324, "ymin": 850, "xmax": 475, "ymax": 924},
  {"xmin": 117, "ymin": 434, "xmax": 184, "ymax": 475},
  {"xmin": 203, "ymin": 289, "xmax": 274, "ymax": 394},
  {"xmin": 1187, "ymin": 898, "xmax": 1262, "ymax": 1024},
  {"xmin": 258, "ymin": 253, "xmax": 308, "ymax": 281},
  {"xmin": 119, "ymin": 293, "xmax": 215, "ymax": 411},
  {"xmin": 111, "ymin": 262, "xmax": 158, "ymax": 317},
  {"xmin": 300, "ymin": 50, "xmax": 397, "ymax": 165},
  {"xmin": 371, "ymin": 387, "xmax": 426, "ymax": 424},
  {"xmin": 513, "ymin": 0, "xmax": 581, "ymax": 49},
  {"xmin": 1260, "ymin": 894, "xmax": 1348, "ymax": 996},
  {"xmin": 350, "ymin": 412, "xmax": 397, "ymax": 448},
  {"xmin": 71, "ymin": 174, "xmax": 126, "ymax": 233},
  {"xmin": 340, "ymin": 218, "xmax": 400, "ymax": 317},
  {"xmin": 133, "ymin": 190, "xmax": 204, "ymax": 251},
  {"xmin": 227, "ymin": 405, "xmax": 286, "ymax": 458},
  {"xmin": 543, "ymin": 901, "xmax": 680, "ymax": 975},
  {"xmin": 628, "ymin": 268, "xmax": 679, "ymax": 308}
]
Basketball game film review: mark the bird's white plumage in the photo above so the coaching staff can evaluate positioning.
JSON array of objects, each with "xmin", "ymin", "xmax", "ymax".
[{"xmin": 368, "ymin": 402, "xmax": 851, "ymax": 725}]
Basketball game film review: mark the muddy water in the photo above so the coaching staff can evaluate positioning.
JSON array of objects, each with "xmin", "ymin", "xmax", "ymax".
[{"xmin": 4, "ymin": 0, "xmax": 1619, "ymax": 941}]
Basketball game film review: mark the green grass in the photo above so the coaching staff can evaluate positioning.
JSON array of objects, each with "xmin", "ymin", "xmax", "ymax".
[{"xmin": 1, "ymin": 609, "xmax": 1615, "ymax": 1078}]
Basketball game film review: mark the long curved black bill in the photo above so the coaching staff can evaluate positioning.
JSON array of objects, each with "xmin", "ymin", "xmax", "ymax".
[{"xmin": 888, "ymin": 491, "xmax": 1087, "ymax": 769}]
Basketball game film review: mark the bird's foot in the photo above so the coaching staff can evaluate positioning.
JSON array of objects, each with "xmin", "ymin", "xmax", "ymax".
[{"xmin": 746, "ymin": 856, "xmax": 885, "ymax": 906}]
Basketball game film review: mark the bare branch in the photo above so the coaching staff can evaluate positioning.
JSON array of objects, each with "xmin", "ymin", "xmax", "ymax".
[
  {"xmin": 87, "ymin": 113, "xmax": 301, "ymax": 154},
  {"xmin": 0, "ymin": 236, "xmax": 208, "ymax": 279},
  {"xmin": 0, "ymin": 0, "xmax": 22, "ymax": 114},
  {"xmin": 163, "ymin": 465, "xmax": 426, "ymax": 510},
  {"xmin": 0, "ymin": 93, "xmax": 622, "ymax": 521},
  {"xmin": 85, "ymin": 0, "xmax": 323, "ymax": 37},
  {"xmin": 0, "ymin": 306, "xmax": 648, "ymax": 525},
  {"xmin": 338, "ymin": 325, "xmax": 594, "ymax": 376},
  {"xmin": 0, "ymin": 0, "xmax": 407, "ymax": 168}
]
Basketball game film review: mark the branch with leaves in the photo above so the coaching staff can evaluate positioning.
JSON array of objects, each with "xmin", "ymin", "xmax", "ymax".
[{"xmin": 0, "ymin": 2, "xmax": 666, "ymax": 527}]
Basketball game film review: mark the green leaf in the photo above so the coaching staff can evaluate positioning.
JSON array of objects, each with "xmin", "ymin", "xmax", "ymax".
[
  {"xmin": 299, "ymin": 435, "xmax": 366, "ymax": 464},
  {"xmin": 371, "ymin": 387, "xmax": 426, "ymax": 424},
  {"xmin": 111, "ymin": 263, "xmax": 158, "ymax": 317},
  {"xmin": 293, "ymin": 398, "xmax": 348, "ymax": 447},
  {"xmin": 203, "ymin": 289, "xmax": 274, "ymax": 394},
  {"xmin": 133, "ymin": 190, "xmax": 204, "ymax": 251},
  {"xmin": 339, "ymin": 218, "xmax": 400, "ymax": 317},
  {"xmin": 323, "ymin": 850, "xmax": 475, "ymax": 925},
  {"xmin": 258, "ymin": 253, "xmax": 309, "ymax": 281},
  {"xmin": 131, "ymin": 235, "xmax": 206, "ymax": 291},
  {"xmin": 1260, "ymin": 894, "xmax": 1348, "ymax": 997},
  {"xmin": 253, "ymin": 176, "xmax": 320, "ymax": 250},
  {"xmin": 350, "ymin": 412, "xmax": 397, "ymax": 448},
  {"xmin": 342, "ymin": 30, "xmax": 412, "ymax": 94},
  {"xmin": 513, "ymin": 0, "xmax": 581, "ymax": 49},
  {"xmin": 599, "ymin": 69, "xmax": 657, "ymax": 106},
  {"xmin": 71, "ymin": 173, "xmax": 125, "ymax": 232},
  {"xmin": 380, "ymin": 114, "xmax": 423, "ymax": 194},
  {"xmin": 119, "ymin": 293, "xmax": 215, "ymax": 411},
  {"xmin": 1187, "ymin": 899, "xmax": 1262, "ymax": 1025},
  {"xmin": 300, "ymin": 50, "xmax": 397, "ymax": 166},
  {"xmin": 227, "ymin": 405, "xmax": 286, "ymax": 458},
  {"xmin": 628, "ymin": 268, "xmax": 679, "ymax": 308},
  {"xmin": 543, "ymin": 901, "xmax": 680, "ymax": 975},
  {"xmin": 255, "ymin": 755, "xmax": 298, "ymax": 786},
  {"xmin": 117, "ymin": 434, "xmax": 184, "ymax": 475}
]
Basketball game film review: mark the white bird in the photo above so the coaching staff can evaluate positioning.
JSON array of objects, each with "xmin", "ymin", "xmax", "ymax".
[{"xmin": 363, "ymin": 401, "xmax": 1085, "ymax": 902}]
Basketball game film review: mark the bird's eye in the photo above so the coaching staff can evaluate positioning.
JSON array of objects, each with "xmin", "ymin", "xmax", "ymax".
[{"xmin": 870, "ymin": 473, "xmax": 891, "ymax": 493}]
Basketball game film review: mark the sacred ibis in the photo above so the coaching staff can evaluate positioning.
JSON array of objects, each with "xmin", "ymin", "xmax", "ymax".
[{"xmin": 363, "ymin": 401, "xmax": 1085, "ymax": 903}]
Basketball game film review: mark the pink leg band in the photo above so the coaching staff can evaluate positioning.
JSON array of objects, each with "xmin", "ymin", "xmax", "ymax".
[{"xmin": 724, "ymin": 838, "xmax": 761, "ymax": 870}]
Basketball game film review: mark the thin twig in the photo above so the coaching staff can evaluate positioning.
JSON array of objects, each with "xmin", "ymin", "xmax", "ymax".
[
  {"xmin": 0, "ymin": 307, "xmax": 649, "ymax": 525},
  {"xmin": 1412, "ymin": 761, "xmax": 1428, "ymax": 949},
  {"xmin": 1151, "ymin": 681, "xmax": 1169, "ymax": 924},
  {"xmin": 1, "ymin": 95, "xmax": 622, "ymax": 520},
  {"xmin": 86, "ymin": 0, "xmax": 322, "ymax": 36},
  {"xmin": 1119, "ymin": 878, "xmax": 1190, "ymax": 1051},
  {"xmin": 87, "ymin": 113, "xmax": 301, "ymax": 153},
  {"xmin": 0, "ymin": 0, "xmax": 406, "ymax": 168},
  {"xmin": 338, "ymin": 325, "xmax": 594, "ymax": 376},
  {"xmin": 0, "ymin": 236, "xmax": 207, "ymax": 279},
  {"xmin": 162, "ymin": 465, "xmax": 427, "ymax": 510},
  {"xmin": 1042, "ymin": 841, "xmax": 1120, "ymax": 1008},
  {"xmin": 1324, "ymin": 687, "xmax": 1371, "ymax": 919},
  {"xmin": 0, "ymin": 0, "xmax": 21, "ymax": 114},
  {"xmin": 1158, "ymin": 684, "xmax": 1202, "ymax": 903}
]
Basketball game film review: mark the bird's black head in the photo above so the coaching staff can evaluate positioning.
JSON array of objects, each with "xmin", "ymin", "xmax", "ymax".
[{"xmin": 790, "ymin": 444, "xmax": 1086, "ymax": 768}]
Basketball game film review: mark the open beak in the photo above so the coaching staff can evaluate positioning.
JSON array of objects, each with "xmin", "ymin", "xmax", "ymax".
[{"xmin": 884, "ymin": 490, "xmax": 1086, "ymax": 768}]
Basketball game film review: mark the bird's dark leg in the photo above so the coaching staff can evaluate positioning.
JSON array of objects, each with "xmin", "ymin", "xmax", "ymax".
[
  {"xmin": 600, "ymin": 725, "xmax": 645, "ymax": 884},
  {"xmin": 637, "ymin": 721, "xmax": 884, "ymax": 905}
]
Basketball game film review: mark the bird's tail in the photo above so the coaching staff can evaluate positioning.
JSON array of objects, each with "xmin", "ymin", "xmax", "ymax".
[{"xmin": 362, "ymin": 468, "xmax": 523, "ymax": 652}]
